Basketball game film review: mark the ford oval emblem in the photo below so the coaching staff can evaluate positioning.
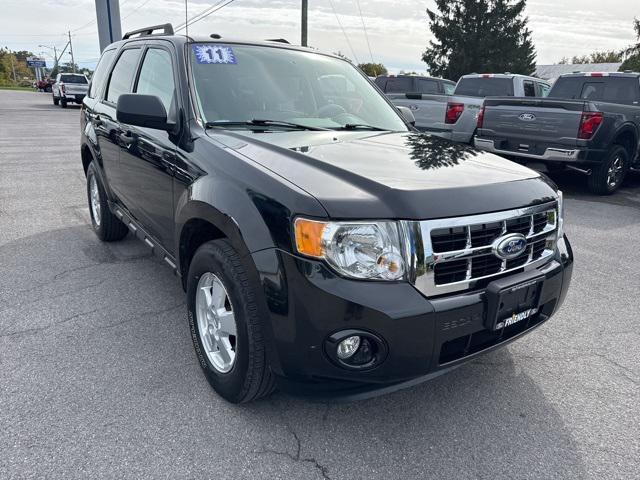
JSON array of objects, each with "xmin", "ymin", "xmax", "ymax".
[
  {"xmin": 519, "ymin": 113, "xmax": 536, "ymax": 122},
  {"xmin": 493, "ymin": 234, "xmax": 528, "ymax": 260}
]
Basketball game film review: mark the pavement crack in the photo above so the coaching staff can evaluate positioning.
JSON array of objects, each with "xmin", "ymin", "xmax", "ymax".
[
  {"xmin": 0, "ymin": 308, "xmax": 99, "ymax": 339},
  {"xmin": 257, "ymin": 425, "xmax": 332, "ymax": 480}
]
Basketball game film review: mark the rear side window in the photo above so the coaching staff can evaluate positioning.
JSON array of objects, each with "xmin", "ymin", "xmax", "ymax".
[
  {"xmin": 417, "ymin": 78, "xmax": 438, "ymax": 94},
  {"xmin": 88, "ymin": 49, "xmax": 116, "ymax": 98},
  {"xmin": 523, "ymin": 80, "xmax": 536, "ymax": 97},
  {"xmin": 443, "ymin": 82, "xmax": 456, "ymax": 95},
  {"xmin": 455, "ymin": 77, "xmax": 514, "ymax": 97},
  {"xmin": 106, "ymin": 48, "xmax": 141, "ymax": 104},
  {"xmin": 61, "ymin": 74, "xmax": 87, "ymax": 84},
  {"xmin": 550, "ymin": 77, "xmax": 640, "ymax": 105},
  {"xmin": 384, "ymin": 77, "xmax": 413, "ymax": 93},
  {"xmin": 135, "ymin": 48, "xmax": 176, "ymax": 113},
  {"xmin": 536, "ymin": 82, "xmax": 551, "ymax": 97}
]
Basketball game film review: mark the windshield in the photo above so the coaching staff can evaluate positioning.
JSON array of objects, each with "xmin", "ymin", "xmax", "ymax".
[
  {"xmin": 61, "ymin": 74, "xmax": 87, "ymax": 84},
  {"xmin": 455, "ymin": 77, "xmax": 514, "ymax": 97},
  {"xmin": 190, "ymin": 43, "xmax": 408, "ymax": 131}
]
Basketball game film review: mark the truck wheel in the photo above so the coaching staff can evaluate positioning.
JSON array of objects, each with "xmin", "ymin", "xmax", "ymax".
[
  {"xmin": 86, "ymin": 162, "xmax": 129, "ymax": 242},
  {"xmin": 60, "ymin": 98, "xmax": 68, "ymax": 108},
  {"xmin": 588, "ymin": 145, "xmax": 629, "ymax": 195},
  {"xmin": 187, "ymin": 239, "xmax": 275, "ymax": 403},
  {"xmin": 53, "ymin": 95, "xmax": 59, "ymax": 106}
]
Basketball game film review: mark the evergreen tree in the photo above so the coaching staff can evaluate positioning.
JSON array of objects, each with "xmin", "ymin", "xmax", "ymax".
[{"xmin": 422, "ymin": 0, "xmax": 536, "ymax": 81}]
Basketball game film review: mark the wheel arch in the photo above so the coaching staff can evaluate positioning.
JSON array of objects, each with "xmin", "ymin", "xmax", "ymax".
[{"xmin": 612, "ymin": 126, "xmax": 639, "ymax": 159}]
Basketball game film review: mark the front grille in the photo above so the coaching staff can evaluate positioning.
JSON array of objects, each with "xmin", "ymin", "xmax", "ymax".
[{"xmin": 407, "ymin": 202, "xmax": 558, "ymax": 297}]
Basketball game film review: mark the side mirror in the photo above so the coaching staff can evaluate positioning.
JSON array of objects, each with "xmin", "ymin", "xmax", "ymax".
[
  {"xmin": 397, "ymin": 106, "xmax": 416, "ymax": 127},
  {"xmin": 116, "ymin": 94, "xmax": 169, "ymax": 130}
]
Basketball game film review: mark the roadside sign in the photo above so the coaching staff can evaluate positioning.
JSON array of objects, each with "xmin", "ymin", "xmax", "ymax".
[{"xmin": 27, "ymin": 57, "xmax": 47, "ymax": 68}]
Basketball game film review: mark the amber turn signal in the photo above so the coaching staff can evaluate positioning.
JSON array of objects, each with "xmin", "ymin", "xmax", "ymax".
[{"xmin": 294, "ymin": 218, "xmax": 327, "ymax": 258}]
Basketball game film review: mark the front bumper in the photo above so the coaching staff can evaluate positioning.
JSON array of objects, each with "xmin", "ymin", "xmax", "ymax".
[
  {"xmin": 474, "ymin": 137, "xmax": 606, "ymax": 164},
  {"xmin": 252, "ymin": 236, "xmax": 574, "ymax": 400}
]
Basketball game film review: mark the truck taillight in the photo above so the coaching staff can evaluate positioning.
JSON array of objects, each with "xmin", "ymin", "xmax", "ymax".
[
  {"xmin": 445, "ymin": 102, "xmax": 464, "ymax": 124},
  {"xmin": 477, "ymin": 105, "xmax": 485, "ymax": 129},
  {"xmin": 578, "ymin": 112, "xmax": 603, "ymax": 139}
]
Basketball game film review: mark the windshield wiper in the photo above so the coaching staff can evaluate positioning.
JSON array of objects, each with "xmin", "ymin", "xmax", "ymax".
[
  {"xmin": 334, "ymin": 123, "xmax": 389, "ymax": 131},
  {"xmin": 205, "ymin": 119, "xmax": 330, "ymax": 131}
]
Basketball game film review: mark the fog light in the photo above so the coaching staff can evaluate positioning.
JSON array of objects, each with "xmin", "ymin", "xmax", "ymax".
[{"xmin": 337, "ymin": 336, "xmax": 360, "ymax": 359}]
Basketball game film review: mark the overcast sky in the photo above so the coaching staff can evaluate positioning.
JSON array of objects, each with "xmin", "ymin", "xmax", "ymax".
[{"xmin": 2, "ymin": 0, "xmax": 638, "ymax": 74}]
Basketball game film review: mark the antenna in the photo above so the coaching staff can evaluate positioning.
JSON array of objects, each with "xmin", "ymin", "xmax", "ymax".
[{"xmin": 185, "ymin": 0, "xmax": 189, "ymax": 38}]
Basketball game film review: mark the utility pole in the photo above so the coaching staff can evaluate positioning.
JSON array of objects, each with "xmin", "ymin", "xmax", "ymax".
[
  {"xmin": 68, "ymin": 31, "xmax": 76, "ymax": 73},
  {"xmin": 95, "ymin": 0, "xmax": 122, "ymax": 52},
  {"xmin": 301, "ymin": 0, "xmax": 308, "ymax": 46},
  {"xmin": 10, "ymin": 56, "xmax": 17, "ymax": 83}
]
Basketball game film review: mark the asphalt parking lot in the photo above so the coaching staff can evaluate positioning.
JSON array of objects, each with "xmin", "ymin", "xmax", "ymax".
[{"xmin": 0, "ymin": 89, "xmax": 638, "ymax": 479}]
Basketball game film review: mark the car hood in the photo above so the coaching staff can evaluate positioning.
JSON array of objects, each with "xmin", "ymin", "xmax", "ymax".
[{"xmin": 207, "ymin": 130, "xmax": 557, "ymax": 219}]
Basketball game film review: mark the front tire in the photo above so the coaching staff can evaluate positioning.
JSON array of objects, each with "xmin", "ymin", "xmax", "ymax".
[
  {"xmin": 53, "ymin": 95, "xmax": 59, "ymax": 106},
  {"xmin": 588, "ymin": 144, "xmax": 629, "ymax": 195},
  {"xmin": 86, "ymin": 162, "xmax": 128, "ymax": 242},
  {"xmin": 187, "ymin": 240, "xmax": 275, "ymax": 403},
  {"xmin": 60, "ymin": 98, "xmax": 67, "ymax": 108}
]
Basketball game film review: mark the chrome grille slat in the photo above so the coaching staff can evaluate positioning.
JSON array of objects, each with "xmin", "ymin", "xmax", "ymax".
[{"xmin": 403, "ymin": 202, "xmax": 559, "ymax": 297}]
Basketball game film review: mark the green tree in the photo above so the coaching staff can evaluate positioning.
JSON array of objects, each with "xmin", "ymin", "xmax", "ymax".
[
  {"xmin": 357, "ymin": 62, "xmax": 388, "ymax": 77},
  {"xmin": 620, "ymin": 19, "xmax": 640, "ymax": 72},
  {"xmin": 422, "ymin": 0, "xmax": 536, "ymax": 81},
  {"xmin": 570, "ymin": 50, "xmax": 623, "ymax": 64}
]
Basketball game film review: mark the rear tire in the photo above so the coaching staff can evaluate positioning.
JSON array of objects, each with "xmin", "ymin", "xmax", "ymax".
[
  {"xmin": 86, "ymin": 162, "xmax": 129, "ymax": 242},
  {"xmin": 588, "ymin": 144, "xmax": 629, "ymax": 195},
  {"xmin": 187, "ymin": 240, "xmax": 275, "ymax": 403},
  {"xmin": 53, "ymin": 96, "xmax": 59, "ymax": 106}
]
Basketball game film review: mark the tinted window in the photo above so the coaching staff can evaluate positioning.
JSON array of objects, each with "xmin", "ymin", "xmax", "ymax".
[
  {"xmin": 523, "ymin": 80, "xmax": 536, "ymax": 97},
  {"xmin": 536, "ymin": 82, "xmax": 551, "ymax": 97},
  {"xmin": 417, "ymin": 79, "xmax": 438, "ymax": 94},
  {"xmin": 384, "ymin": 77, "xmax": 413, "ymax": 93},
  {"xmin": 106, "ymin": 49, "xmax": 140, "ymax": 104},
  {"xmin": 550, "ymin": 76, "xmax": 640, "ymax": 105},
  {"xmin": 374, "ymin": 77, "xmax": 387, "ymax": 90},
  {"xmin": 443, "ymin": 82, "xmax": 456, "ymax": 95},
  {"xmin": 61, "ymin": 74, "xmax": 87, "ymax": 84},
  {"xmin": 136, "ymin": 48, "xmax": 175, "ymax": 113},
  {"xmin": 88, "ymin": 49, "xmax": 116, "ymax": 98},
  {"xmin": 455, "ymin": 77, "xmax": 514, "ymax": 97}
]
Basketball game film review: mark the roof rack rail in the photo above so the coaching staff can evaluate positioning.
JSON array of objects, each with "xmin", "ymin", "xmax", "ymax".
[
  {"xmin": 266, "ymin": 38, "xmax": 290, "ymax": 44},
  {"xmin": 122, "ymin": 23, "xmax": 174, "ymax": 40}
]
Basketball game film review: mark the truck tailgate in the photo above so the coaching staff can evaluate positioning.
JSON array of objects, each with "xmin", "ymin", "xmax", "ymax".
[
  {"xmin": 388, "ymin": 93, "xmax": 450, "ymax": 133},
  {"xmin": 480, "ymin": 98, "xmax": 586, "ymax": 152}
]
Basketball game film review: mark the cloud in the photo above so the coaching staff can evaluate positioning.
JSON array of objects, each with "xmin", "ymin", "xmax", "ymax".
[{"xmin": 1, "ymin": 0, "xmax": 637, "ymax": 73}]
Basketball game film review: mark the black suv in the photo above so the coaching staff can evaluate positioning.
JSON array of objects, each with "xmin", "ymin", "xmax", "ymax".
[{"xmin": 80, "ymin": 24, "xmax": 573, "ymax": 403}]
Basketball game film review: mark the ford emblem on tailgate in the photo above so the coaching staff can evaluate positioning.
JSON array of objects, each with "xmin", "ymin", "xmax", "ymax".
[
  {"xmin": 519, "ymin": 113, "xmax": 536, "ymax": 122},
  {"xmin": 493, "ymin": 234, "xmax": 528, "ymax": 260}
]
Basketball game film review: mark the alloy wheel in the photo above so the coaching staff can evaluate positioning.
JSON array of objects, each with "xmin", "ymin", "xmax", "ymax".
[{"xmin": 195, "ymin": 272, "xmax": 238, "ymax": 373}]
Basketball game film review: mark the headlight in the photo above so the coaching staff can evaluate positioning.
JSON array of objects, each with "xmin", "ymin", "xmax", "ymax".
[{"xmin": 294, "ymin": 218, "xmax": 406, "ymax": 281}]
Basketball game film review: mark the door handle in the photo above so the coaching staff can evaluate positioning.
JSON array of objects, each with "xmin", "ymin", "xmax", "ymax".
[
  {"xmin": 119, "ymin": 131, "xmax": 135, "ymax": 147},
  {"xmin": 93, "ymin": 115, "xmax": 103, "ymax": 127}
]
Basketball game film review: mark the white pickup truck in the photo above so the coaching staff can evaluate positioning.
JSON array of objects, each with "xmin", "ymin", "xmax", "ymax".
[
  {"xmin": 387, "ymin": 73, "xmax": 551, "ymax": 143},
  {"xmin": 52, "ymin": 73, "xmax": 89, "ymax": 108}
]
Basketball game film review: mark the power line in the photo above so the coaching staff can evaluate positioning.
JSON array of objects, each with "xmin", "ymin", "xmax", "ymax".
[
  {"xmin": 122, "ymin": 0, "xmax": 155, "ymax": 21},
  {"xmin": 355, "ymin": 0, "xmax": 374, "ymax": 64},
  {"xmin": 327, "ymin": 0, "xmax": 359, "ymax": 64},
  {"xmin": 176, "ymin": 0, "xmax": 236, "ymax": 32},
  {"xmin": 176, "ymin": 0, "xmax": 227, "ymax": 31}
]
